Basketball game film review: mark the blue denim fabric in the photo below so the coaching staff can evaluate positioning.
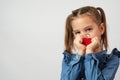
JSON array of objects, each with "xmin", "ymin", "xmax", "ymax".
[{"xmin": 60, "ymin": 48, "xmax": 120, "ymax": 80}]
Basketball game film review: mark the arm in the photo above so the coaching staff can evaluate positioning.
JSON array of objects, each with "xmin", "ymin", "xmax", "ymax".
[
  {"xmin": 84, "ymin": 53, "xmax": 119, "ymax": 80},
  {"xmin": 60, "ymin": 51, "xmax": 84, "ymax": 80}
]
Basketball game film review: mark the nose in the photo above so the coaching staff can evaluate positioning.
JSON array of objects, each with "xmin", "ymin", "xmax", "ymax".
[{"xmin": 80, "ymin": 32, "xmax": 90, "ymax": 38}]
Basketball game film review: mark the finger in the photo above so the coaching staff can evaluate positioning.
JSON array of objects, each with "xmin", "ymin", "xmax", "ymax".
[
  {"xmin": 91, "ymin": 37, "xmax": 97, "ymax": 42},
  {"xmin": 91, "ymin": 37, "xmax": 100, "ymax": 46},
  {"xmin": 76, "ymin": 34, "xmax": 83, "ymax": 43}
]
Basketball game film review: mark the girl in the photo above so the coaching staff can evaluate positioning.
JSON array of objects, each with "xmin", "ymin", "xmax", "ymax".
[{"xmin": 60, "ymin": 6, "xmax": 120, "ymax": 80}]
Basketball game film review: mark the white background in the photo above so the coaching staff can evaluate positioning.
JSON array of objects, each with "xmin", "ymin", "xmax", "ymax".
[{"xmin": 0, "ymin": 0, "xmax": 120, "ymax": 80}]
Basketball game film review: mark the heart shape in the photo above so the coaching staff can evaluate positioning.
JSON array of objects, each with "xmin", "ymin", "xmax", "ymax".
[{"xmin": 82, "ymin": 38, "xmax": 91, "ymax": 46}]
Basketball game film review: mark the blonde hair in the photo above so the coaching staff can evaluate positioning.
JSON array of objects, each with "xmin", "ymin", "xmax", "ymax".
[{"xmin": 64, "ymin": 6, "xmax": 108, "ymax": 54}]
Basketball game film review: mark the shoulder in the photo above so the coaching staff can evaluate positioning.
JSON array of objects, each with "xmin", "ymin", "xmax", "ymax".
[
  {"xmin": 111, "ymin": 48, "xmax": 120, "ymax": 58},
  {"xmin": 106, "ymin": 48, "xmax": 120, "ymax": 66}
]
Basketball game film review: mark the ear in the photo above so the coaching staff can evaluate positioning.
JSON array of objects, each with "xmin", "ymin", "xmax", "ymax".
[{"xmin": 99, "ymin": 23, "xmax": 105, "ymax": 35}]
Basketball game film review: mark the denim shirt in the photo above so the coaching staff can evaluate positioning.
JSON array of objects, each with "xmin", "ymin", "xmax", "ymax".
[{"xmin": 60, "ymin": 48, "xmax": 120, "ymax": 80}]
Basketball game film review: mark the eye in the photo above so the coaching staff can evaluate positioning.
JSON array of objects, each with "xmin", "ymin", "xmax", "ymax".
[
  {"xmin": 73, "ymin": 31, "xmax": 81, "ymax": 35},
  {"xmin": 86, "ymin": 28, "xmax": 93, "ymax": 32}
]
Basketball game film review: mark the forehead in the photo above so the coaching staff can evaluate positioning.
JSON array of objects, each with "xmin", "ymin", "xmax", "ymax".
[{"xmin": 71, "ymin": 16, "xmax": 97, "ymax": 30}]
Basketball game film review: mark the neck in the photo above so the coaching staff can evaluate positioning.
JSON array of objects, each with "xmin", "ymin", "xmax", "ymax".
[{"xmin": 95, "ymin": 46, "xmax": 102, "ymax": 53}]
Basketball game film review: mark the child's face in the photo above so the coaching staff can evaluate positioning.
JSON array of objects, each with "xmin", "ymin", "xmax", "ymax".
[{"xmin": 71, "ymin": 16, "xmax": 104, "ymax": 39}]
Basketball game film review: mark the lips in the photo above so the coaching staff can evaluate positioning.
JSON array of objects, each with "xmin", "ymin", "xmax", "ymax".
[{"xmin": 82, "ymin": 38, "xmax": 91, "ymax": 46}]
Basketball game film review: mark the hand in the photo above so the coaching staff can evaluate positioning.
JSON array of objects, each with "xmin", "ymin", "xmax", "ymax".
[
  {"xmin": 86, "ymin": 37, "xmax": 101, "ymax": 53},
  {"xmin": 73, "ymin": 34, "xmax": 86, "ymax": 55}
]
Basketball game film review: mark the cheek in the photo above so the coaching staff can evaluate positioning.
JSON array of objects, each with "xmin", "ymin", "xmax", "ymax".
[{"xmin": 89, "ymin": 31, "xmax": 102, "ymax": 38}]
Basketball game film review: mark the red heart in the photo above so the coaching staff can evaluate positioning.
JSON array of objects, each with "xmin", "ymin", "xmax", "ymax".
[{"xmin": 82, "ymin": 38, "xmax": 91, "ymax": 46}]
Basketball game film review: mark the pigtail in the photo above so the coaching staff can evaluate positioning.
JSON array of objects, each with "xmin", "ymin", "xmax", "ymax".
[
  {"xmin": 97, "ymin": 7, "xmax": 108, "ymax": 51},
  {"xmin": 64, "ymin": 14, "xmax": 74, "ymax": 54},
  {"xmin": 97, "ymin": 7, "xmax": 106, "ymax": 24}
]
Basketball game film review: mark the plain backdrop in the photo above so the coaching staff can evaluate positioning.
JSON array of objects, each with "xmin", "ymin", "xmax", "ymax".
[{"xmin": 0, "ymin": 0, "xmax": 120, "ymax": 80}]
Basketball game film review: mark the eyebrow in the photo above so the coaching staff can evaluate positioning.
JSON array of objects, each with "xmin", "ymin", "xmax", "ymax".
[
  {"xmin": 73, "ymin": 25, "xmax": 92, "ymax": 31},
  {"xmin": 84, "ymin": 25, "xmax": 92, "ymax": 29}
]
